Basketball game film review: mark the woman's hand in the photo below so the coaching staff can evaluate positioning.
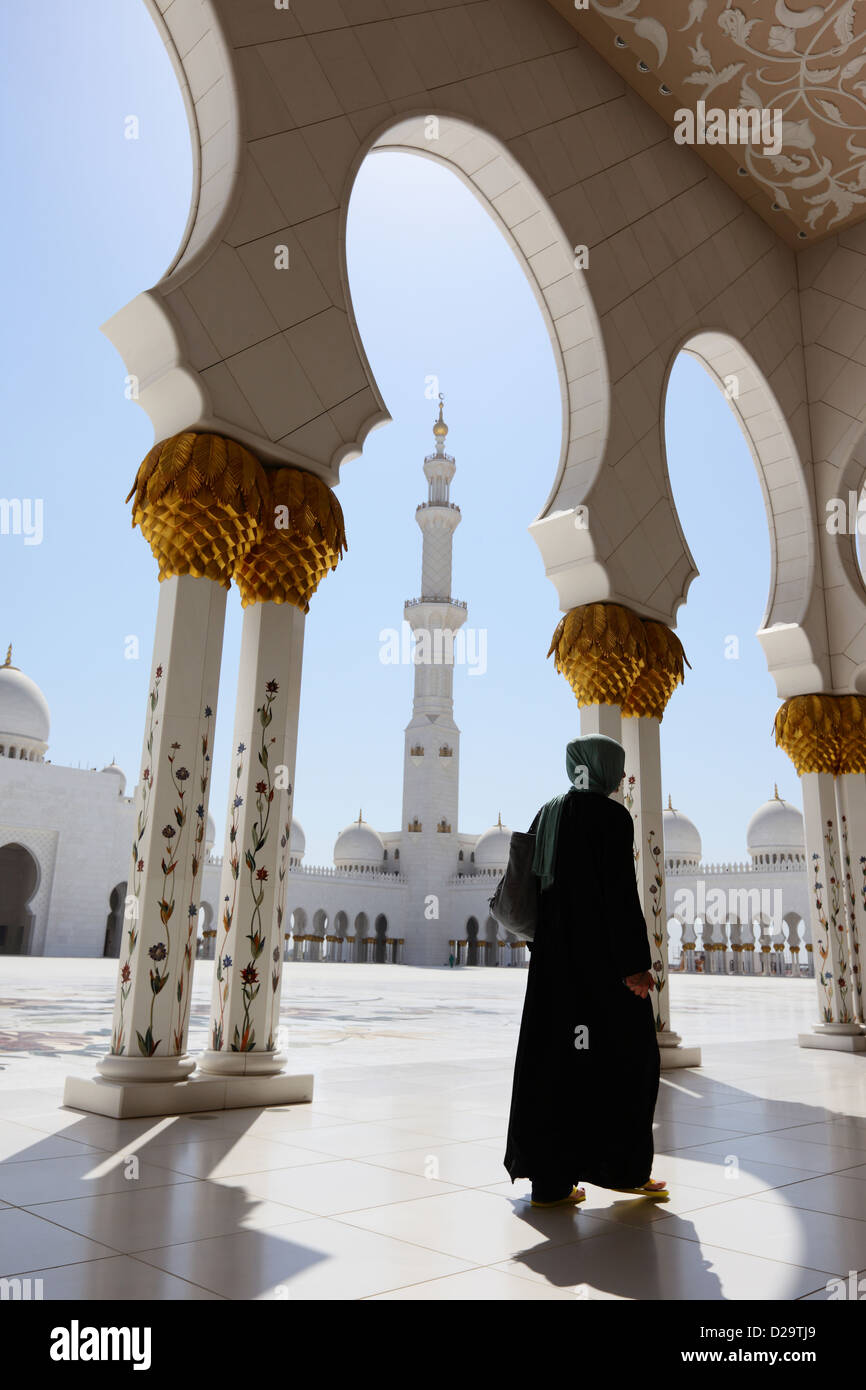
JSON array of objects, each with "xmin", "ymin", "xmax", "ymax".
[{"xmin": 624, "ymin": 971, "xmax": 654, "ymax": 999}]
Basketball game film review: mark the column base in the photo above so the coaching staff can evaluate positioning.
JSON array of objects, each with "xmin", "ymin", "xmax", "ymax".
[
  {"xmin": 197, "ymin": 1049, "xmax": 288, "ymax": 1077},
  {"xmin": 798, "ymin": 1024, "xmax": 866, "ymax": 1053},
  {"xmin": 98, "ymin": 1054, "xmax": 197, "ymax": 1083},
  {"xmin": 64, "ymin": 1069, "xmax": 314, "ymax": 1120},
  {"xmin": 658, "ymin": 1033, "xmax": 702, "ymax": 1069}
]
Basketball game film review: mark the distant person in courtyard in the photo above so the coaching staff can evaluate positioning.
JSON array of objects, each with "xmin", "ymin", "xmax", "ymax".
[{"xmin": 504, "ymin": 733, "xmax": 667, "ymax": 1207}]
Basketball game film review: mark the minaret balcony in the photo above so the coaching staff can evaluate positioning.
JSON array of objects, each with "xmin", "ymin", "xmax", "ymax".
[
  {"xmin": 405, "ymin": 596, "xmax": 467, "ymax": 609},
  {"xmin": 415, "ymin": 502, "xmax": 461, "ymax": 532},
  {"xmin": 403, "ymin": 598, "xmax": 468, "ymax": 633}
]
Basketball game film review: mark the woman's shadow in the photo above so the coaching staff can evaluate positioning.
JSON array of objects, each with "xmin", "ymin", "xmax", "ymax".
[{"xmin": 498, "ymin": 1064, "xmax": 863, "ymax": 1300}]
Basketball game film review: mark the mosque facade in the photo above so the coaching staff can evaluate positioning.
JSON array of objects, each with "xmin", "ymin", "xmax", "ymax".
[{"xmin": 0, "ymin": 414, "xmax": 811, "ymax": 975}]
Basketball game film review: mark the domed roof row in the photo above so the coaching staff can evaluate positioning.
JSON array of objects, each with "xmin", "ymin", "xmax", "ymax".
[
  {"xmin": 664, "ymin": 787, "xmax": 804, "ymax": 863},
  {"xmin": 332, "ymin": 812, "xmax": 516, "ymax": 870}
]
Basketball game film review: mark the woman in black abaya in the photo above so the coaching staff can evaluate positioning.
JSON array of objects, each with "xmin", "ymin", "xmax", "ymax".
[{"xmin": 503, "ymin": 733, "xmax": 667, "ymax": 1207}]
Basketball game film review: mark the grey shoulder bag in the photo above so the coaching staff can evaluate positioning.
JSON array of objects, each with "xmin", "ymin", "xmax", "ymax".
[{"xmin": 488, "ymin": 830, "xmax": 537, "ymax": 942}]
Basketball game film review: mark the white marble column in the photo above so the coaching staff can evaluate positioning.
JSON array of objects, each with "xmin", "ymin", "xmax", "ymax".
[
  {"xmin": 621, "ymin": 714, "xmax": 700, "ymax": 1067},
  {"xmin": 729, "ymin": 919, "xmax": 744, "ymax": 975},
  {"xmin": 757, "ymin": 920, "xmax": 774, "ymax": 976},
  {"xmin": 786, "ymin": 919, "xmax": 802, "ymax": 977},
  {"xmin": 681, "ymin": 919, "xmax": 696, "ymax": 972},
  {"xmin": 742, "ymin": 923, "xmax": 756, "ymax": 975},
  {"xmin": 103, "ymin": 577, "xmax": 225, "ymax": 1073},
  {"xmin": 706, "ymin": 918, "xmax": 724, "ymax": 975},
  {"xmin": 64, "ymin": 576, "xmax": 227, "ymax": 1115},
  {"xmin": 836, "ymin": 772, "xmax": 866, "ymax": 1023},
  {"xmin": 799, "ymin": 772, "xmax": 866, "ymax": 1051},
  {"xmin": 199, "ymin": 600, "xmax": 307, "ymax": 1077}
]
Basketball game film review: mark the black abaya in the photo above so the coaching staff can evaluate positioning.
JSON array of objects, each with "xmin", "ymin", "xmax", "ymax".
[{"xmin": 503, "ymin": 790, "xmax": 660, "ymax": 1190}]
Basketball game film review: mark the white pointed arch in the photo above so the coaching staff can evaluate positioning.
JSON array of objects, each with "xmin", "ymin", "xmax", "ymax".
[
  {"xmin": 356, "ymin": 113, "xmax": 609, "ymax": 524},
  {"xmin": 663, "ymin": 330, "xmax": 827, "ymax": 696}
]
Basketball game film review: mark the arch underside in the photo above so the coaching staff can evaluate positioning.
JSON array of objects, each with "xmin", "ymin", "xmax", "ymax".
[{"xmin": 118, "ymin": 0, "xmax": 849, "ymax": 695}]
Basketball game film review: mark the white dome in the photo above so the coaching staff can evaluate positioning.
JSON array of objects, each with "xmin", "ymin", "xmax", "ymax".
[
  {"xmin": 334, "ymin": 815, "xmax": 384, "ymax": 868},
  {"xmin": 0, "ymin": 656, "xmax": 50, "ymax": 749},
  {"xmin": 663, "ymin": 798, "xmax": 702, "ymax": 862},
  {"xmin": 290, "ymin": 817, "xmax": 305, "ymax": 861},
  {"xmin": 474, "ymin": 816, "xmax": 512, "ymax": 869},
  {"xmin": 747, "ymin": 788, "xmax": 804, "ymax": 858},
  {"xmin": 205, "ymin": 813, "xmax": 216, "ymax": 850},
  {"xmin": 101, "ymin": 761, "xmax": 126, "ymax": 794}
]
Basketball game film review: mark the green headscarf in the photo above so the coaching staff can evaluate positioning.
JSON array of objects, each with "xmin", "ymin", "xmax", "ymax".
[{"xmin": 531, "ymin": 734, "xmax": 626, "ymax": 891}]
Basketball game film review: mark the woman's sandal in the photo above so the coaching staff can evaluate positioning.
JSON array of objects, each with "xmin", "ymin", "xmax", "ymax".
[
  {"xmin": 608, "ymin": 1179, "xmax": 669, "ymax": 1199},
  {"xmin": 530, "ymin": 1185, "xmax": 586, "ymax": 1208}
]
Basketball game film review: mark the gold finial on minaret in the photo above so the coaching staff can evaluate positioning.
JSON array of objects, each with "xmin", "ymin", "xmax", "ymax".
[
  {"xmin": 358, "ymin": 809, "xmax": 363, "ymax": 824},
  {"xmin": 497, "ymin": 811, "xmax": 503, "ymax": 828},
  {"xmin": 773, "ymin": 783, "xmax": 780, "ymax": 800},
  {"xmin": 667, "ymin": 794, "xmax": 674, "ymax": 810},
  {"xmin": 432, "ymin": 393, "xmax": 448, "ymax": 439},
  {"xmin": 3, "ymin": 644, "xmax": 10, "ymax": 667}
]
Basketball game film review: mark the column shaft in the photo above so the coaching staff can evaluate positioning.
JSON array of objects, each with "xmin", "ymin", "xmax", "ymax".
[
  {"xmin": 200, "ymin": 601, "xmax": 305, "ymax": 1074},
  {"xmin": 100, "ymin": 576, "xmax": 226, "ymax": 1079},
  {"xmin": 621, "ymin": 715, "xmax": 699, "ymax": 1066},
  {"xmin": 836, "ymin": 773, "xmax": 866, "ymax": 1023},
  {"xmin": 799, "ymin": 771, "xmax": 866, "ymax": 1050}
]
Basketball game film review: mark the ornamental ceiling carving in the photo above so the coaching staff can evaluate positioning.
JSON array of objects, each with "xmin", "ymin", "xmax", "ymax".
[{"xmin": 546, "ymin": 0, "xmax": 866, "ymax": 244}]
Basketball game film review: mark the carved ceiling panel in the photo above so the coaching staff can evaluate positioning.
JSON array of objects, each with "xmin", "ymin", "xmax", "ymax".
[{"xmin": 546, "ymin": 0, "xmax": 866, "ymax": 244}]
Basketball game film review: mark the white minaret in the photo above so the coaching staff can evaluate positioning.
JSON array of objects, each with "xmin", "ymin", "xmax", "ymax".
[{"xmin": 400, "ymin": 398, "xmax": 467, "ymax": 952}]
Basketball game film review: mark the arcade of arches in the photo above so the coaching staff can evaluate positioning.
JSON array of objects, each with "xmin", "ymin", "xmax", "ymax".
[{"xmin": 66, "ymin": 0, "xmax": 866, "ymax": 1116}]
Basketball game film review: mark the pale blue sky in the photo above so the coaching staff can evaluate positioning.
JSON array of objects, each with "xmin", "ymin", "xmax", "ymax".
[{"xmin": 0, "ymin": 2, "xmax": 799, "ymax": 870}]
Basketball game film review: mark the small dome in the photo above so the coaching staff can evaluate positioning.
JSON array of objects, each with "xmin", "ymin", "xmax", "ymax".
[
  {"xmin": 290, "ymin": 817, "xmax": 305, "ymax": 862},
  {"xmin": 101, "ymin": 761, "xmax": 126, "ymax": 794},
  {"xmin": 474, "ymin": 815, "xmax": 512, "ymax": 870},
  {"xmin": 334, "ymin": 813, "xmax": 384, "ymax": 869},
  {"xmin": 0, "ymin": 648, "xmax": 50, "ymax": 753},
  {"xmin": 663, "ymin": 797, "xmax": 702, "ymax": 862},
  {"xmin": 205, "ymin": 812, "xmax": 216, "ymax": 850},
  {"xmin": 747, "ymin": 787, "xmax": 804, "ymax": 858}
]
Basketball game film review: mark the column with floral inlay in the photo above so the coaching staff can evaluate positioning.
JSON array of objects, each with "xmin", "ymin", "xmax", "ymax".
[
  {"xmin": 199, "ymin": 467, "xmax": 346, "ymax": 1076},
  {"xmin": 97, "ymin": 433, "xmax": 269, "ymax": 1083},
  {"xmin": 775, "ymin": 695, "xmax": 866, "ymax": 1051}
]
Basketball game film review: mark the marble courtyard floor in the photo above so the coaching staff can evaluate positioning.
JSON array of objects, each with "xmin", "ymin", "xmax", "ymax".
[{"xmin": 0, "ymin": 959, "xmax": 864, "ymax": 1301}]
